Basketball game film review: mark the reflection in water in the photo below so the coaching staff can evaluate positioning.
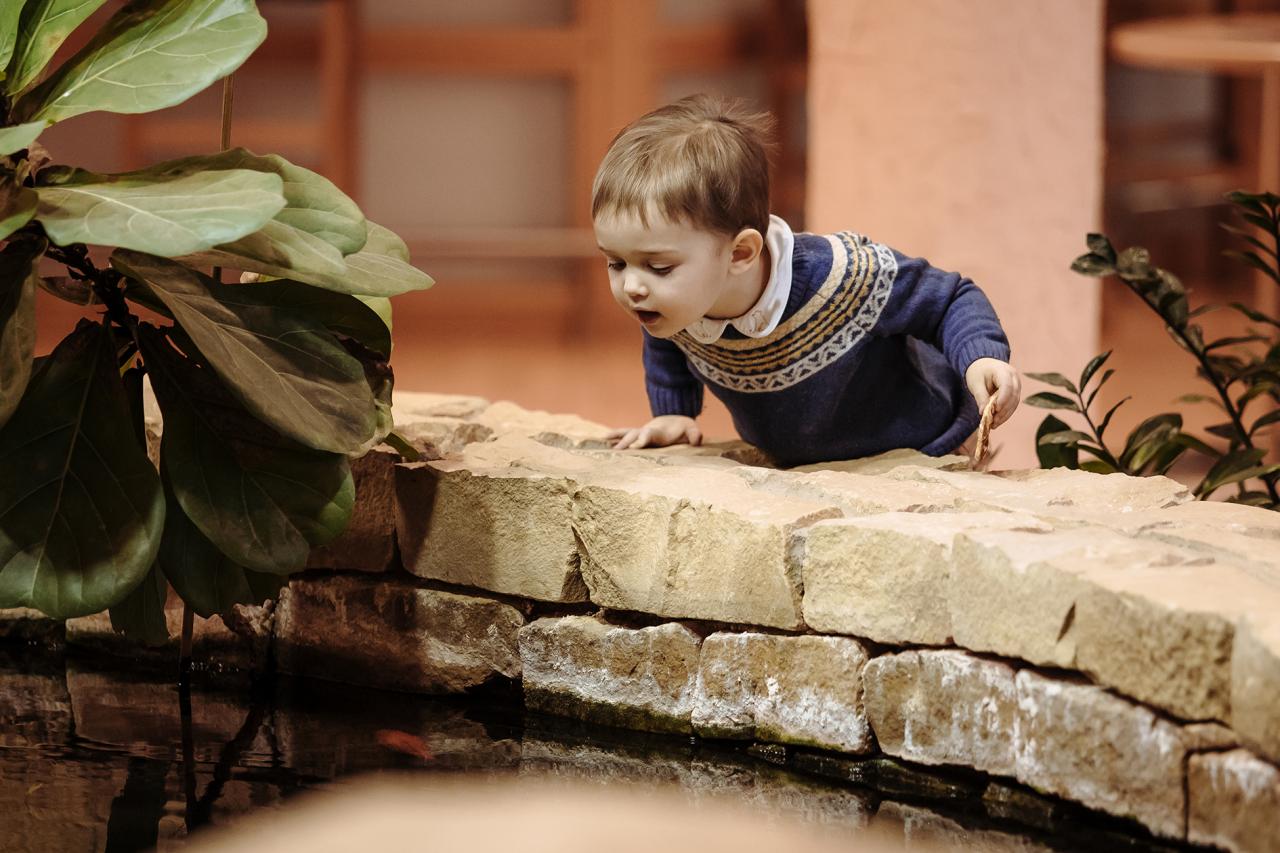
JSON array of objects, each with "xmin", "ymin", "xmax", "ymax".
[{"xmin": 0, "ymin": 648, "xmax": 1181, "ymax": 852}]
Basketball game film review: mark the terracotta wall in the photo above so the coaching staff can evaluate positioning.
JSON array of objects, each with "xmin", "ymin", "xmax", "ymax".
[{"xmin": 806, "ymin": 0, "xmax": 1106, "ymax": 468}]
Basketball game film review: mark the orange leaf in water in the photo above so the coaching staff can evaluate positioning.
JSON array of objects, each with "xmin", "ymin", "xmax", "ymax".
[{"xmin": 375, "ymin": 729, "xmax": 434, "ymax": 761}]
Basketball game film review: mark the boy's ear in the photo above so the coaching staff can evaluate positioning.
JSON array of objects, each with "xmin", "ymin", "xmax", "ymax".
[{"xmin": 728, "ymin": 228, "xmax": 765, "ymax": 270}]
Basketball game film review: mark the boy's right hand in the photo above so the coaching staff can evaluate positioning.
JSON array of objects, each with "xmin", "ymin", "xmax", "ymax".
[{"xmin": 609, "ymin": 415, "xmax": 703, "ymax": 450}]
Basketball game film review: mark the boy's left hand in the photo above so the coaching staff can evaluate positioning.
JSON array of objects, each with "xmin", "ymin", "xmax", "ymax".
[{"xmin": 965, "ymin": 358, "xmax": 1021, "ymax": 428}]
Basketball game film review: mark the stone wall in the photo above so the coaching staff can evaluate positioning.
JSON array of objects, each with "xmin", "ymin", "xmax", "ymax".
[{"xmin": 9, "ymin": 392, "xmax": 1279, "ymax": 851}]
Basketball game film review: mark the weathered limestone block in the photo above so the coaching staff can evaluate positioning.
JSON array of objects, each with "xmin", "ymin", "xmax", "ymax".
[
  {"xmin": 0, "ymin": 665, "xmax": 71, "ymax": 748},
  {"xmin": 863, "ymin": 650, "xmax": 1018, "ymax": 776},
  {"xmin": 1013, "ymin": 670, "xmax": 1186, "ymax": 839},
  {"xmin": 396, "ymin": 437, "xmax": 597, "ymax": 602},
  {"xmin": 1188, "ymin": 748, "xmax": 1280, "ymax": 853},
  {"xmin": 572, "ymin": 466, "xmax": 840, "ymax": 628},
  {"xmin": 950, "ymin": 526, "xmax": 1260, "ymax": 721},
  {"xmin": 795, "ymin": 448, "xmax": 971, "ymax": 476},
  {"xmin": 275, "ymin": 574, "xmax": 523, "ymax": 694},
  {"xmin": 519, "ymin": 616, "xmax": 702, "ymax": 734},
  {"xmin": 885, "ymin": 464, "xmax": 1190, "ymax": 522},
  {"xmin": 395, "ymin": 417, "xmax": 494, "ymax": 458},
  {"xmin": 391, "ymin": 390, "xmax": 490, "ymax": 421},
  {"xmin": 308, "ymin": 447, "xmax": 399, "ymax": 572},
  {"xmin": 0, "ymin": 606, "xmax": 63, "ymax": 642},
  {"xmin": 873, "ymin": 800, "xmax": 1055, "ymax": 852},
  {"xmin": 692, "ymin": 632, "xmax": 872, "ymax": 754},
  {"xmin": 65, "ymin": 606, "xmax": 260, "ymax": 671},
  {"xmin": 802, "ymin": 512, "xmax": 1049, "ymax": 645},
  {"xmin": 740, "ymin": 466, "xmax": 972, "ymax": 515},
  {"xmin": 474, "ymin": 400, "xmax": 613, "ymax": 446},
  {"xmin": 1232, "ymin": 615, "xmax": 1280, "ymax": 764}
]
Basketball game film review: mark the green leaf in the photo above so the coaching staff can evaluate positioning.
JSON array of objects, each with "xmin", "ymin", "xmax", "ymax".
[
  {"xmin": 157, "ymin": 477, "xmax": 285, "ymax": 619},
  {"xmin": 1197, "ymin": 448, "xmax": 1269, "ymax": 497},
  {"xmin": 1079, "ymin": 350, "xmax": 1111, "ymax": 390},
  {"xmin": 1037, "ymin": 429, "xmax": 1093, "ymax": 446},
  {"xmin": 341, "ymin": 336, "xmax": 393, "ymax": 453},
  {"xmin": 38, "ymin": 274, "xmax": 95, "ymax": 306},
  {"xmin": 237, "ymin": 278, "xmax": 391, "ymax": 356},
  {"xmin": 0, "ymin": 178, "xmax": 37, "ymax": 241},
  {"xmin": 1116, "ymin": 246, "xmax": 1152, "ymax": 279},
  {"xmin": 114, "ymin": 251, "xmax": 376, "ymax": 453},
  {"xmin": 0, "ymin": 2, "xmax": 24, "ymax": 73},
  {"xmin": 122, "ymin": 148, "xmax": 367, "ymax": 254},
  {"xmin": 140, "ymin": 324, "xmax": 354, "ymax": 575},
  {"xmin": 1227, "ymin": 190, "xmax": 1272, "ymax": 215},
  {"xmin": 1085, "ymin": 233, "xmax": 1116, "ymax": 264},
  {"xmin": 7, "ymin": 1, "xmax": 112, "ymax": 95},
  {"xmin": 1024, "ymin": 391, "xmax": 1080, "ymax": 412},
  {"xmin": 1119, "ymin": 413, "xmax": 1181, "ymax": 469},
  {"xmin": 1084, "ymin": 369, "xmax": 1116, "ymax": 410},
  {"xmin": 0, "ymin": 121, "xmax": 44, "ymax": 156},
  {"xmin": 1071, "ymin": 252, "xmax": 1114, "ymax": 276},
  {"xmin": 35, "ymin": 166, "xmax": 286, "ymax": 256},
  {"xmin": 383, "ymin": 430, "xmax": 421, "ymax": 462},
  {"xmin": 1096, "ymin": 395, "xmax": 1130, "ymax": 440},
  {"xmin": 15, "ymin": 0, "xmax": 266, "ymax": 123},
  {"xmin": 1024, "ymin": 372, "xmax": 1078, "ymax": 394},
  {"xmin": 0, "ymin": 320, "xmax": 164, "ymax": 618},
  {"xmin": 1035, "ymin": 414, "xmax": 1078, "ymax": 469},
  {"xmin": 183, "ymin": 219, "xmax": 433, "ymax": 298},
  {"xmin": 1221, "ymin": 223, "xmax": 1278, "ymax": 260},
  {"xmin": 357, "ymin": 295, "xmax": 392, "ymax": 336},
  {"xmin": 1080, "ymin": 459, "xmax": 1118, "ymax": 474},
  {"xmin": 1250, "ymin": 408, "xmax": 1280, "ymax": 435},
  {"xmin": 1205, "ymin": 334, "xmax": 1270, "ymax": 352},
  {"xmin": 1171, "ymin": 432, "xmax": 1220, "ymax": 458},
  {"xmin": 0, "ymin": 237, "xmax": 41, "ymax": 430},
  {"xmin": 108, "ymin": 562, "xmax": 170, "ymax": 647},
  {"xmin": 1205, "ymin": 422, "xmax": 1239, "ymax": 441},
  {"xmin": 1224, "ymin": 250, "xmax": 1280, "ymax": 285}
]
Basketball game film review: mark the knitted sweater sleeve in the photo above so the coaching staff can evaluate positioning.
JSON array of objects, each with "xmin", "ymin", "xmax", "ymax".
[
  {"xmin": 872, "ymin": 250, "xmax": 1011, "ymax": 378},
  {"xmin": 642, "ymin": 331, "xmax": 704, "ymax": 418}
]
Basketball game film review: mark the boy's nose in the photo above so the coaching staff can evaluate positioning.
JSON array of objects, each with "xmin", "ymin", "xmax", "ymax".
[{"xmin": 622, "ymin": 275, "xmax": 648, "ymax": 298}]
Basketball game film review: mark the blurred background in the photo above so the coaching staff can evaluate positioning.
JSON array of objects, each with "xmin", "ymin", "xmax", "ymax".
[{"xmin": 33, "ymin": 0, "xmax": 1280, "ymax": 468}]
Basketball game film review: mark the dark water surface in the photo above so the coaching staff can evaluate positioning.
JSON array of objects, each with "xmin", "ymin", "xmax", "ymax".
[{"xmin": 0, "ymin": 646, "xmax": 1188, "ymax": 853}]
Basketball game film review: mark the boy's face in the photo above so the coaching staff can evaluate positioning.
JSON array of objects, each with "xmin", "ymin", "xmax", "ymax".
[{"xmin": 594, "ymin": 210, "xmax": 736, "ymax": 339}]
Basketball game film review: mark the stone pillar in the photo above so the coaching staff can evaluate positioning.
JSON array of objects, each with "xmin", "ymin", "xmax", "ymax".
[{"xmin": 806, "ymin": 0, "xmax": 1105, "ymax": 467}]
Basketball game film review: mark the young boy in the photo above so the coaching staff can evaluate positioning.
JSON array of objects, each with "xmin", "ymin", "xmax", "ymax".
[{"xmin": 594, "ymin": 95, "xmax": 1020, "ymax": 467}]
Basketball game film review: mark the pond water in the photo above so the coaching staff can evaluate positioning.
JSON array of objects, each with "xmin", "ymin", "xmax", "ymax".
[{"xmin": 0, "ymin": 646, "xmax": 1187, "ymax": 852}]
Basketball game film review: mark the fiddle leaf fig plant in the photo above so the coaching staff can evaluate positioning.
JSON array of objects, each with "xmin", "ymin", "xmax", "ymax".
[{"xmin": 0, "ymin": 0, "xmax": 433, "ymax": 640}]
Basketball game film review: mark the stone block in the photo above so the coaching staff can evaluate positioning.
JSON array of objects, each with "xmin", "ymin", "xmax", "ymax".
[
  {"xmin": 863, "ymin": 649, "xmax": 1018, "ymax": 776},
  {"xmin": 1188, "ymin": 748, "xmax": 1280, "ymax": 853},
  {"xmin": 0, "ymin": 607, "xmax": 63, "ymax": 643},
  {"xmin": 474, "ymin": 400, "xmax": 613, "ymax": 446},
  {"xmin": 307, "ymin": 447, "xmax": 399, "ymax": 572},
  {"xmin": 950, "ymin": 526, "xmax": 1260, "ymax": 721},
  {"xmin": 391, "ymin": 390, "xmax": 490, "ymax": 421},
  {"xmin": 519, "ymin": 616, "xmax": 701, "ymax": 735},
  {"xmin": 1013, "ymin": 670, "xmax": 1186, "ymax": 839},
  {"xmin": 275, "ymin": 575, "xmax": 523, "ymax": 694},
  {"xmin": 1232, "ymin": 615, "xmax": 1280, "ymax": 764},
  {"xmin": 873, "ymin": 799, "xmax": 1055, "ymax": 852},
  {"xmin": 572, "ymin": 466, "xmax": 839, "ymax": 629},
  {"xmin": 794, "ymin": 448, "xmax": 971, "ymax": 476},
  {"xmin": 65, "ymin": 606, "xmax": 260, "ymax": 671},
  {"xmin": 395, "ymin": 417, "xmax": 494, "ymax": 458},
  {"xmin": 0, "ymin": 664, "xmax": 71, "ymax": 748},
  {"xmin": 802, "ymin": 511, "xmax": 1049, "ymax": 645},
  {"xmin": 692, "ymin": 632, "xmax": 872, "ymax": 754},
  {"xmin": 395, "ymin": 437, "xmax": 593, "ymax": 602}
]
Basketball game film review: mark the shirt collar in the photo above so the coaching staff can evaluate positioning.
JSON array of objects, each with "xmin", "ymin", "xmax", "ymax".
[{"xmin": 684, "ymin": 214, "xmax": 795, "ymax": 344}]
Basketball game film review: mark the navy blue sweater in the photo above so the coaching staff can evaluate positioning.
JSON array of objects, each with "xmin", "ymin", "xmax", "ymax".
[{"xmin": 643, "ymin": 230, "xmax": 1011, "ymax": 466}]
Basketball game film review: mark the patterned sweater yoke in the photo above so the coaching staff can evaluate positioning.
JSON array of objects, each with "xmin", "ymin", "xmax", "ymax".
[{"xmin": 670, "ymin": 232, "xmax": 896, "ymax": 393}]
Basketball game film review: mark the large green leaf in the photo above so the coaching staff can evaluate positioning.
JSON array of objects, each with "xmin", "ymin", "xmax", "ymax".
[
  {"xmin": 0, "ymin": 3, "xmax": 23, "ymax": 75},
  {"xmin": 0, "ymin": 320, "xmax": 164, "ymax": 618},
  {"xmin": 115, "ymin": 251, "xmax": 376, "ymax": 453},
  {"xmin": 240, "ymin": 278, "xmax": 391, "ymax": 356},
  {"xmin": 140, "ymin": 324, "xmax": 354, "ymax": 575},
  {"xmin": 35, "ymin": 166, "xmax": 285, "ymax": 256},
  {"xmin": 157, "ymin": 478, "xmax": 285, "ymax": 619},
  {"xmin": 0, "ymin": 178, "xmax": 37, "ymax": 240},
  {"xmin": 109, "ymin": 560, "xmax": 170, "ymax": 646},
  {"xmin": 6, "ymin": 1, "xmax": 111, "ymax": 95},
  {"xmin": 184, "ymin": 220, "xmax": 433, "ymax": 298},
  {"xmin": 135, "ymin": 148, "xmax": 367, "ymax": 253},
  {"xmin": 0, "ymin": 244, "xmax": 42, "ymax": 404},
  {"xmin": 15, "ymin": 0, "xmax": 266, "ymax": 124},
  {"xmin": 0, "ymin": 121, "xmax": 45, "ymax": 156},
  {"xmin": 0, "ymin": 238, "xmax": 41, "ymax": 430}
]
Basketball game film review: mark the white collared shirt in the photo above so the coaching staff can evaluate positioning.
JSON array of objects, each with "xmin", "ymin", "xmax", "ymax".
[{"xmin": 684, "ymin": 215, "xmax": 795, "ymax": 344}]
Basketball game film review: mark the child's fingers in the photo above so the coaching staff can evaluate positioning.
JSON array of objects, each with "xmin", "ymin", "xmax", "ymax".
[
  {"xmin": 686, "ymin": 424, "xmax": 703, "ymax": 446},
  {"xmin": 612, "ymin": 428, "xmax": 640, "ymax": 449},
  {"xmin": 607, "ymin": 428, "xmax": 629, "ymax": 440}
]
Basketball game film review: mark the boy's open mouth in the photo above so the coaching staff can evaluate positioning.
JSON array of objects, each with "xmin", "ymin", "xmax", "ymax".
[{"xmin": 635, "ymin": 310, "xmax": 661, "ymax": 325}]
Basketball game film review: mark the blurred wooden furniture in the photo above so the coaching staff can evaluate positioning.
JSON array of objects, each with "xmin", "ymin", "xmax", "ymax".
[{"xmin": 1111, "ymin": 12, "xmax": 1280, "ymax": 317}]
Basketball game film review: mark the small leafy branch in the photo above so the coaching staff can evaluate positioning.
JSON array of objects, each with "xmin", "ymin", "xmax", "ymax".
[
  {"xmin": 1027, "ymin": 191, "xmax": 1280, "ymax": 509},
  {"xmin": 0, "ymin": 1, "xmax": 432, "ymax": 641}
]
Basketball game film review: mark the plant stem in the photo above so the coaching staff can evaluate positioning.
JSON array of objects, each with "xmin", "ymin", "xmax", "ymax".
[{"xmin": 1076, "ymin": 387, "xmax": 1123, "ymax": 470}]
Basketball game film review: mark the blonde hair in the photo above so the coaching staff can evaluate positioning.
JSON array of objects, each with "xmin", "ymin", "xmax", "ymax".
[{"xmin": 591, "ymin": 94, "xmax": 775, "ymax": 238}]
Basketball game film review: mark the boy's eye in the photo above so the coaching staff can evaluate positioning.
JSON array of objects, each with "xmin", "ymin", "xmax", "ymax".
[
  {"xmin": 607, "ymin": 260, "xmax": 625, "ymax": 271},
  {"xmin": 648, "ymin": 264, "xmax": 673, "ymax": 275}
]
